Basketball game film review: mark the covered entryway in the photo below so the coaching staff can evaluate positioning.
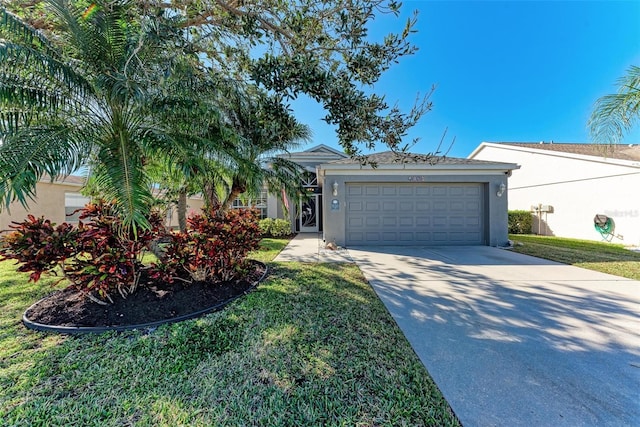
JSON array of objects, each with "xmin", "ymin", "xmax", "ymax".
[{"xmin": 345, "ymin": 183, "xmax": 484, "ymax": 246}]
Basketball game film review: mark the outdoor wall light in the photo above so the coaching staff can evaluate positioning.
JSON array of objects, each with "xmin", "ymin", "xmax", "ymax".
[
  {"xmin": 496, "ymin": 182, "xmax": 506, "ymax": 197},
  {"xmin": 332, "ymin": 181, "xmax": 339, "ymax": 196}
]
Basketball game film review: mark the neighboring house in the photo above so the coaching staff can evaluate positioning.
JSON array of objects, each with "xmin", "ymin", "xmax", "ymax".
[
  {"xmin": 468, "ymin": 142, "xmax": 640, "ymax": 245},
  {"xmin": 0, "ymin": 175, "xmax": 205, "ymax": 232},
  {"xmin": 0, "ymin": 175, "xmax": 88, "ymax": 232}
]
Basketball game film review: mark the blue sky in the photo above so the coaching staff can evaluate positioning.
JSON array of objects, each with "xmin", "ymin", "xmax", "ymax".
[{"xmin": 289, "ymin": 0, "xmax": 640, "ymax": 158}]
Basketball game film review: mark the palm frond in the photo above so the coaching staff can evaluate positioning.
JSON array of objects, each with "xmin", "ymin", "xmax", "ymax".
[
  {"xmin": 92, "ymin": 137, "xmax": 153, "ymax": 233},
  {"xmin": 0, "ymin": 5, "xmax": 59, "ymax": 58},
  {"xmin": 589, "ymin": 65, "xmax": 640, "ymax": 144},
  {"xmin": 0, "ymin": 125, "xmax": 89, "ymax": 207}
]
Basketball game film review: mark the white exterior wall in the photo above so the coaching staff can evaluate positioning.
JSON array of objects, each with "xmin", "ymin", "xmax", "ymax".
[{"xmin": 471, "ymin": 144, "xmax": 640, "ymax": 246}]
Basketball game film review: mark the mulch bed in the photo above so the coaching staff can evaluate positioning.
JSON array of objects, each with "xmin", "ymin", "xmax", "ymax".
[{"xmin": 24, "ymin": 261, "xmax": 266, "ymax": 328}]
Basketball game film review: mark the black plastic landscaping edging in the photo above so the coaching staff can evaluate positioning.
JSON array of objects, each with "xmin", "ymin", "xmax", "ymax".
[{"xmin": 22, "ymin": 261, "xmax": 268, "ymax": 335}]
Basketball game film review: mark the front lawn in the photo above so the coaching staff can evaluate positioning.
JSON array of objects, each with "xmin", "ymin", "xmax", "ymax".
[
  {"xmin": 509, "ymin": 234, "xmax": 640, "ymax": 280},
  {"xmin": 0, "ymin": 238, "xmax": 459, "ymax": 426}
]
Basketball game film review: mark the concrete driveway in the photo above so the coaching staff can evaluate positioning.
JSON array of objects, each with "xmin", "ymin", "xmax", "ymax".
[{"xmin": 348, "ymin": 246, "xmax": 640, "ymax": 427}]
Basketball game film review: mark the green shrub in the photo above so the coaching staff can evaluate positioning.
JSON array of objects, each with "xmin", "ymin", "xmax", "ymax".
[
  {"xmin": 508, "ymin": 210, "xmax": 533, "ymax": 234},
  {"xmin": 259, "ymin": 218, "xmax": 291, "ymax": 237},
  {"xmin": 259, "ymin": 218, "xmax": 274, "ymax": 236},
  {"xmin": 270, "ymin": 219, "xmax": 291, "ymax": 237}
]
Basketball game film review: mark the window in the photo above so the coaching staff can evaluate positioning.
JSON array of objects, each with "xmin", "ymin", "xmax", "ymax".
[
  {"xmin": 65, "ymin": 193, "xmax": 91, "ymax": 222},
  {"xmin": 232, "ymin": 189, "xmax": 268, "ymax": 219}
]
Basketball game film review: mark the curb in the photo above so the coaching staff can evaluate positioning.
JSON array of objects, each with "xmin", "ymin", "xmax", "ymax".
[{"xmin": 22, "ymin": 261, "xmax": 268, "ymax": 335}]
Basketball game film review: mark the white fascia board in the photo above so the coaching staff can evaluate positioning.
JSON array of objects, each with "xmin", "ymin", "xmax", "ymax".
[
  {"xmin": 476, "ymin": 143, "xmax": 640, "ymax": 169},
  {"xmin": 467, "ymin": 142, "xmax": 493, "ymax": 158},
  {"xmin": 318, "ymin": 165, "xmax": 517, "ymax": 176}
]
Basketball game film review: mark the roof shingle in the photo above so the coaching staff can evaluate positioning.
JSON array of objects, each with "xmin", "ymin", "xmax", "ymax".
[
  {"xmin": 329, "ymin": 151, "xmax": 510, "ymax": 166},
  {"xmin": 496, "ymin": 142, "xmax": 640, "ymax": 162}
]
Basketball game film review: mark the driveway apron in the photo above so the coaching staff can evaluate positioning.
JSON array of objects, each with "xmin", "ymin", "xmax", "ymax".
[{"xmin": 348, "ymin": 246, "xmax": 640, "ymax": 427}]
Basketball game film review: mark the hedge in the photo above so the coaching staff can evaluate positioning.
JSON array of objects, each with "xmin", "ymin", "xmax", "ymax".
[{"xmin": 508, "ymin": 210, "xmax": 533, "ymax": 234}]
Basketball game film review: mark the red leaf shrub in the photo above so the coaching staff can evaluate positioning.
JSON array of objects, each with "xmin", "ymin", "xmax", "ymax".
[
  {"xmin": 151, "ymin": 207, "xmax": 261, "ymax": 283},
  {"xmin": 1, "ymin": 204, "xmax": 261, "ymax": 304},
  {"xmin": 63, "ymin": 203, "xmax": 166, "ymax": 302},
  {"xmin": 0, "ymin": 203, "xmax": 165, "ymax": 303},
  {"xmin": 0, "ymin": 215, "xmax": 77, "ymax": 283}
]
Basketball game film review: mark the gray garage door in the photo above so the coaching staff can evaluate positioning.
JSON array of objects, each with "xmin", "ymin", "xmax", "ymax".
[{"xmin": 346, "ymin": 183, "xmax": 484, "ymax": 246}]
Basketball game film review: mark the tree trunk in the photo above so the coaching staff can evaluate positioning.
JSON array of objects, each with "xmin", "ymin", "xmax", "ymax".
[
  {"xmin": 221, "ymin": 177, "xmax": 246, "ymax": 212},
  {"xmin": 177, "ymin": 188, "xmax": 187, "ymax": 232},
  {"xmin": 202, "ymin": 180, "xmax": 220, "ymax": 211}
]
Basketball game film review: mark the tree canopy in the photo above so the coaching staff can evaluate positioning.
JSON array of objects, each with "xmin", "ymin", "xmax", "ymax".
[{"xmin": 1, "ymin": 0, "xmax": 431, "ymax": 231}]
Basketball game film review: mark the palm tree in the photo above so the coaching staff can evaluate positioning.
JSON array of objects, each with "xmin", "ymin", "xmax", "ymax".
[
  {"xmin": 213, "ymin": 86, "xmax": 312, "ymax": 212},
  {"xmin": 589, "ymin": 65, "xmax": 640, "ymax": 144},
  {"xmin": 0, "ymin": 0, "xmax": 222, "ymax": 233}
]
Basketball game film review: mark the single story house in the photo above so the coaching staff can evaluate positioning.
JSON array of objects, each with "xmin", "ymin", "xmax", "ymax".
[
  {"xmin": 2, "ymin": 144, "xmax": 519, "ymax": 248},
  {"xmin": 468, "ymin": 142, "xmax": 640, "ymax": 245},
  {"xmin": 275, "ymin": 145, "xmax": 519, "ymax": 247}
]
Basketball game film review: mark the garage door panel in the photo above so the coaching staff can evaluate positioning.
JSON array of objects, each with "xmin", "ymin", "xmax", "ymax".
[
  {"xmin": 365, "ymin": 232, "xmax": 380, "ymax": 241},
  {"xmin": 382, "ymin": 232, "xmax": 397, "ymax": 241},
  {"xmin": 415, "ymin": 232, "xmax": 431, "ymax": 241},
  {"xmin": 382, "ymin": 186, "xmax": 397, "ymax": 196},
  {"xmin": 346, "ymin": 183, "xmax": 484, "ymax": 246},
  {"xmin": 449, "ymin": 216, "xmax": 465, "ymax": 227},
  {"xmin": 399, "ymin": 217, "xmax": 414, "ymax": 226},
  {"xmin": 348, "ymin": 186, "xmax": 363, "ymax": 196},
  {"xmin": 450, "ymin": 201, "xmax": 465, "ymax": 211},
  {"xmin": 416, "ymin": 217, "xmax": 430, "ymax": 226},
  {"xmin": 433, "ymin": 216, "xmax": 448, "ymax": 227},
  {"xmin": 466, "ymin": 186, "xmax": 481, "ymax": 196},
  {"xmin": 432, "ymin": 232, "xmax": 448, "ymax": 242},
  {"xmin": 382, "ymin": 201, "xmax": 396, "ymax": 211},
  {"xmin": 399, "ymin": 201, "xmax": 413, "ymax": 211},
  {"xmin": 383, "ymin": 217, "xmax": 397, "ymax": 226},
  {"xmin": 415, "ymin": 186, "xmax": 430, "ymax": 196},
  {"xmin": 348, "ymin": 217, "xmax": 363, "ymax": 227},
  {"xmin": 433, "ymin": 201, "xmax": 447, "ymax": 212},
  {"xmin": 416, "ymin": 201, "xmax": 429, "ymax": 211},
  {"xmin": 433, "ymin": 187, "xmax": 447, "ymax": 196},
  {"xmin": 466, "ymin": 216, "xmax": 480, "ymax": 226},
  {"xmin": 449, "ymin": 187, "xmax": 465, "ymax": 197},
  {"xmin": 399, "ymin": 186, "xmax": 413, "ymax": 196},
  {"xmin": 348, "ymin": 201, "xmax": 363, "ymax": 211},
  {"xmin": 366, "ymin": 217, "xmax": 380, "ymax": 226},
  {"xmin": 365, "ymin": 201, "xmax": 379, "ymax": 211}
]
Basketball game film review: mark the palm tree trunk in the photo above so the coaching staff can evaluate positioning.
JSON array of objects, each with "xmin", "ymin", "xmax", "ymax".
[
  {"xmin": 202, "ymin": 180, "xmax": 219, "ymax": 211},
  {"xmin": 177, "ymin": 188, "xmax": 187, "ymax": 232},
  {"xmin": 221, "ymin": 177, "xmax": 246, "ymax": 212}
]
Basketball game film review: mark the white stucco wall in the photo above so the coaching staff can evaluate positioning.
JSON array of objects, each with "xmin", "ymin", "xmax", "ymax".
[{"xmin": 470, "ymin": 144, "xmax": 640, "ymax": 246}]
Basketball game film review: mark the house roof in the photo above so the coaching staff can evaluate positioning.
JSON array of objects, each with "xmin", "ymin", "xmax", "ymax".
[
  {"xmin": 321, "ymin": 151, "xmax": 519, "ymax": 173},
  {"xmin": 302, "ymin": 144, "xmax": 348, "ymax": 157},
  {"xmin": 488, "ymin": 142, "xmax": 640, "ymax": 162},
  {"xmin": 328, "ymin": 151, "xmax": 516, "ymax": 166}
]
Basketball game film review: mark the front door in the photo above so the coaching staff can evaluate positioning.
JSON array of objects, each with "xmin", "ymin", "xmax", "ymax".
[{"xmin": 300, "ymin": 195, "xmax": 319, "ymax": 232}]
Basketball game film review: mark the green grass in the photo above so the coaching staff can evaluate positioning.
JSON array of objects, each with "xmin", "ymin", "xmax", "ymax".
[
  {"xmin": 0, "ymin": 238, "xmax": 458, "ymax": 426},
  {"xmin": 248, "ymin": 237, "xmax": 292, "ymax": 263},
  {"xmin": 509, "ymin": 234, "xmax": 640, "ymax": 280}
]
